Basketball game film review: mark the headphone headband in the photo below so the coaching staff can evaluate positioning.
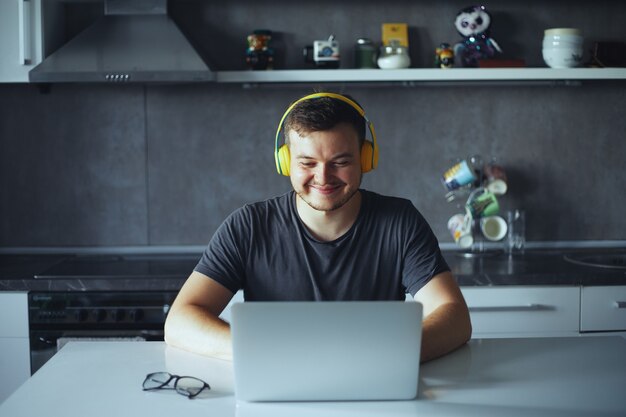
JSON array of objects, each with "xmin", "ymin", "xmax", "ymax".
[{"xmin": 274, "ymin": 92, "xmax": 378, "ymax": 175}]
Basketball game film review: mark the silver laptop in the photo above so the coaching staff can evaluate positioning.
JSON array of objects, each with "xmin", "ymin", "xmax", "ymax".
[{"xmin": 231, "ymin": 301, "xmax": 423, "ymax": 402}]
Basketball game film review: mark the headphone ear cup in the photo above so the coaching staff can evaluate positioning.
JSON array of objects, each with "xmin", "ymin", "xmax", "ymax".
[
  {"xmin": 360, "ymin": 140, "xmax": 376, "ymax": 173},
  {"xmin": 277, "ymin": 144, "xmax": 291, "ymax": 176}
]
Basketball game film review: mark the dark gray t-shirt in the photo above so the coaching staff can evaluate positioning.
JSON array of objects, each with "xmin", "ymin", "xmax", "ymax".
[{"xmin": 195, "ymin": 189, "xmax": 449, "ymax": 301}]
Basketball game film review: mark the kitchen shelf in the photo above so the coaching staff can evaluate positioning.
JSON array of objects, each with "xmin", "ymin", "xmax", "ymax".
[{"xmin": 216, "ymin": 68, "xmax": 626, "ymax": 84}]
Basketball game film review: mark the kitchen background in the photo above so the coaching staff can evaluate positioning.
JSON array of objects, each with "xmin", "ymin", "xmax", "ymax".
[{"xmin": 1, "ymin": 0, "xmax": 625, "ymax": 248}]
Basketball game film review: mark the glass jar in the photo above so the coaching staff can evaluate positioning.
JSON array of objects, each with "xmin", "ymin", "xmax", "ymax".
[{"xmin": 354, "ymin": 38, "xmax": 377, "ymax": 69}]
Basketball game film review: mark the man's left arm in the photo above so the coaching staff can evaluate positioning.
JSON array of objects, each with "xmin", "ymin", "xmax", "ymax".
[{"xmin": 413, "ymin": 270, "xmax": 472, "ymax": 362}]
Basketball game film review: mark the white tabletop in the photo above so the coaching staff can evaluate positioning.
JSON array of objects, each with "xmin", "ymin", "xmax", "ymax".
[{"xmin": 1, "ymin": 337, "xmax": 625, "ymax": 417}]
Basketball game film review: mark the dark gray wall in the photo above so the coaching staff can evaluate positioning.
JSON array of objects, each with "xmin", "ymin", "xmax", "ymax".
[{"xmin": 1, "ymin": 1, "xmax": 625, "ymax": 247}]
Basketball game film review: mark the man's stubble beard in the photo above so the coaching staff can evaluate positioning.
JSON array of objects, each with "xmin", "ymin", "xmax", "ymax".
[{"xmin": 296, "ymin": 176, "xmax": 361, "ymax": 212}]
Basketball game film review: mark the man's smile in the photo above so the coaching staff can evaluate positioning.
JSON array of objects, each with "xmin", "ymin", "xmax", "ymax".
[{"xmin": 309, "ymin": 183, "xmax": 343, "ymax": 195}]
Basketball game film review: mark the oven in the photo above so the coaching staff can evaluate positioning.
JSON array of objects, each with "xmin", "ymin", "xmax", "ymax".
[
  {"xmin": 28, "ymin": 254, "xmax": 198, "ymax": 374},
  {"xmin": 28, "ymin": 291, "xmax": 178, "ymax": 373}
]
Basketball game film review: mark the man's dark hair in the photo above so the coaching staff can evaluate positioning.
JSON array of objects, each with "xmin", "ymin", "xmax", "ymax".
[{"xmin": 283, "ymin": 95, "xmax": 366, "ymax": 147}]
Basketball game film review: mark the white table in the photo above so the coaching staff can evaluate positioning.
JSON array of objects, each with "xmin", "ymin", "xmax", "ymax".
[{"xmin": 1, "ymin": 337, "xmax": 625, "ymax": 417}]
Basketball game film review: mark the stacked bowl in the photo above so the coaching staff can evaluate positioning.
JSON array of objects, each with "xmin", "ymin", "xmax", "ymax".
[{"xmin": 542, "ymin": 28, "xmax": 584, "ymax": 68}]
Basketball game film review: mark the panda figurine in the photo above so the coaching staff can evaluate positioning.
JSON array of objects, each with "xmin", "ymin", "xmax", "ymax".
[{"xmin": 453, "ymin": 5, "xmax": 502, "ymax": 67}]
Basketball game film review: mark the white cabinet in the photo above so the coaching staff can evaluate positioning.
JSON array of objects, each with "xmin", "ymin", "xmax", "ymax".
[
  {"xmin": 0, "ymin": 292, "xmax": 30, "ymax": 403},
  {"xmin": 0, "ymin": 0, "xmax": 43, "ymax": 82},
  {"xmin": 462, "ymin": 286, "xmax": 581, "ymax": 338},
  {"xmin": 580, "ymin": 286, "xmax": 626, "ymax": 332}
]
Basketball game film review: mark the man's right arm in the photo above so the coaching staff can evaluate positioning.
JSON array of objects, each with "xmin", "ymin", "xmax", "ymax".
[{"xmin": 164, "ymin": 271, "xmax": 235, "ymax": 360}]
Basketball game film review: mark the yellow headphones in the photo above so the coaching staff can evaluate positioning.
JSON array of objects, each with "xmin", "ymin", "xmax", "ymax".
[{"xmin": 274, "ymin": 92, "xmax": 379, "ymax": 176}]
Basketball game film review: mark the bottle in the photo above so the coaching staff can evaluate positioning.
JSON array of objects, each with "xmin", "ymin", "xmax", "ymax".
[{"xmin": 355, "ymin": 38, "xmax": 377, "ymax": 69}]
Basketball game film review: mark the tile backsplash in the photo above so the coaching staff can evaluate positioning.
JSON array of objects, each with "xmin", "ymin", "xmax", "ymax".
[{"xmin": 1, "ymin": 82, "xmax": 624, "ymax": 246}]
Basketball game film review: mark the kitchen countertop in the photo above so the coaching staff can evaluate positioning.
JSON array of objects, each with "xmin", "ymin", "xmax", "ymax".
[
  {"xmin": 1, "ymin": 247, "xmax": 625, "ymax": 292},
  {"xmin": 1, "ymin": 337, "xmax": 625, "ymax": 416},
  {"xmin": 449, "ymin": 248, "xmax": 626, "ymax": 286},
  {"xmin": 0, "ymin": 253, "xmax": 194, "ymax": 292}
]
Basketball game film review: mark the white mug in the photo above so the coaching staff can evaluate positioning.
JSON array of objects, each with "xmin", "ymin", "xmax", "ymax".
[
  {"xmin": 480, "ymin": 215, "xmax": 508, "ymax": 241},
  {"xmin": 448, "ymin": 213, "xmax": 473, "ymax": 248}
]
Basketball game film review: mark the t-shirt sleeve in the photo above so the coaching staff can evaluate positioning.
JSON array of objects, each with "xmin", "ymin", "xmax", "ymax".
[
  {"xmin": 194, "ymin": 208, "xmax": 249, "ymax": 294},
  {"xmin": 401, "ymin": 204, "xmax": 450, "ymax": 297}
]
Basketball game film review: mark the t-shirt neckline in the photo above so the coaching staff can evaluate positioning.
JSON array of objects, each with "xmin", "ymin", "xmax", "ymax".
[{"xmin": 289, "ymin": 189, "xmax": 369, "ymax": 245}]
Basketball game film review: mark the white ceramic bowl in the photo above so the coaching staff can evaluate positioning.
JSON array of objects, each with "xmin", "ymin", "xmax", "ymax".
[
  {"xmin": 377, "ymin": 54, "xmax": 411, "ymax": 69},
  {"xmin": 542, "ymin": 47, "xmax": 583, "ymax": 68}
]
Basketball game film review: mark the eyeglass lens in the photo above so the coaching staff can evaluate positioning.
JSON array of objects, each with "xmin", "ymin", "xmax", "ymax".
[
  {"xmin": 143, "ymin": 372, "xmax": 172, "ymax": 390},
  {"xmin": 175, "ymin": 377, "xmax": 208, "ymax": 397}
]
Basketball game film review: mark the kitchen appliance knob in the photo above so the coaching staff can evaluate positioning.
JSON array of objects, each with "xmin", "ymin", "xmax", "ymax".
[
  {"xmin": 91, "ymin": 309, "xmax": 106, "ymax": 322},
  {"xmin": 110, "ymin": 309, "xmax": 125, "ymax": 322},
  {"xmin": 128, "ymin": 309, "xmax": 143, "ymax": 322},
  {"xmin": 74, "ymin": 309, "xmax": 87, "ymax": 322}
]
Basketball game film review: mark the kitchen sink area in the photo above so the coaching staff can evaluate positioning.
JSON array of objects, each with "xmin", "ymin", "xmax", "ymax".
[{"xmin": 443, "ymin": 247, "xmax": 626, "ymax": 287}]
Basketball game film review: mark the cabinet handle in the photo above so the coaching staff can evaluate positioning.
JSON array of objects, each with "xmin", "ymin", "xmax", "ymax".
[
  {"xmin": 18, "ymin": 0, "xmax": 32, "ymax": 65},
  {"xmin": 615, "ymin": 302, "xmax": 626, "ymax": 309},
  {"xmin": 469, "ymin": 304, "xmax": 553, "ymax": 312}
]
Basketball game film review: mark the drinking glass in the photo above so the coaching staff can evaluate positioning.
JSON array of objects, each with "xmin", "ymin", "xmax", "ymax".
[{"xmin": 506, "ymin": 210, "xmax": 525, "ymax": 254}]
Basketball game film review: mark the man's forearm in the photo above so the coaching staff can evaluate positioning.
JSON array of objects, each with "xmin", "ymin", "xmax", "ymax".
[
  {"xmin": 420, "ymin": 301, "xmax": 472, "ymax": 363},
  {"xmin": 164, "ymin": 304, "xmax": 233, "ymax": 360}
]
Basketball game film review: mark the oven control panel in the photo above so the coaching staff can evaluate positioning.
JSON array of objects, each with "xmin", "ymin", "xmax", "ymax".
[{"xmin": 29, "ymin": 292, "xmax": 179, "ymax": 329}]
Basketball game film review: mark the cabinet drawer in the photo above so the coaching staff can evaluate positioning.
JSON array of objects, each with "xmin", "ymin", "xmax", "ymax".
[
  {"xmin": 462, "ymin": 286, "xmax": 580, "ymax": 336},
  {"xmin": 581, "ymin": 286, "xmax": 626, "ymax": 332},
  {"xmin": 0, "ymin": 292, "xmax": 29, "ymax": 337}
]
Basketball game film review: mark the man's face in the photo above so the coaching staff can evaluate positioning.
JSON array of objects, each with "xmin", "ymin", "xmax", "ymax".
[{"xmin": 287, "ymin": 123, "xmax": 362, "ymax": 212}]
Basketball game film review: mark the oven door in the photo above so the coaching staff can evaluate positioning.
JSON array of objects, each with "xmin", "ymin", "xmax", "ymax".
[
  {"xmin": 29, "ymin": 329, "xmax": 164, "ymax": 374},
  {"xmin": 28, "ymin": 290, "xmax": 179, "ymax": 374}
]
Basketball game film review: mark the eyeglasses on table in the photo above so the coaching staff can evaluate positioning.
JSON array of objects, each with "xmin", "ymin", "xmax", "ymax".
[{"xmin": 142, "ymin": 371, "xmax": 211, "ymax": 399}]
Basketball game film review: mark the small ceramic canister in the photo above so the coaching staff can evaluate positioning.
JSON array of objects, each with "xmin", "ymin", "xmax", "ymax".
[{"xmin": 542, "ymin": 28, "xmax": 583, "ymax": 68}]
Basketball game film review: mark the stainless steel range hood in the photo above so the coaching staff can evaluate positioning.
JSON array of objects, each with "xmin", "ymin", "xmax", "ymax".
[{"xmin": 29, "ymin": 0, "xmax": 214, "ymax": 83}]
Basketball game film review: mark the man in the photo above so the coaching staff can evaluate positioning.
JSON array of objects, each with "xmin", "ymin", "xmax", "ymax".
[{"xmin": 164, "ymin": 92, "xmax": 471, "ymax": 362}]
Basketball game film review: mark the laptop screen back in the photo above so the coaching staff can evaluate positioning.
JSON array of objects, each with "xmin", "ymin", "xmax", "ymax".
[{"xmin": 231, "ymin": 301, "xmax": 423, "ymax": 402}]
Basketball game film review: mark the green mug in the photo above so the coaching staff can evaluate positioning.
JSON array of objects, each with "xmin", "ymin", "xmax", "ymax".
[{"xmin": 466, "ymin": 190, "xmax": 499, "ymax": 218}]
